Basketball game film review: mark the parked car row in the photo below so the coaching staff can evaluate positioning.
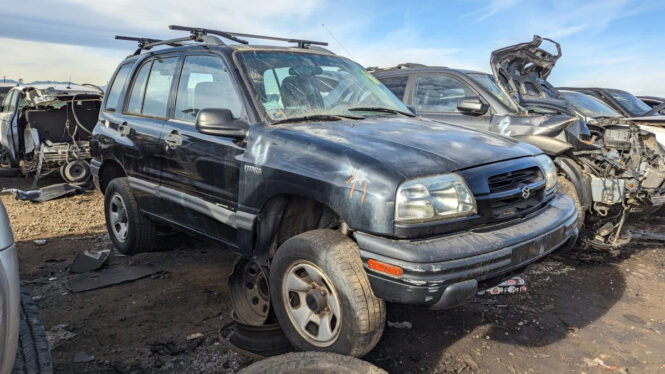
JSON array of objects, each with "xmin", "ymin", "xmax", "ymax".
[{"xmin": 2, "ymin": 27, "xmax": 663, "ymax": 361}]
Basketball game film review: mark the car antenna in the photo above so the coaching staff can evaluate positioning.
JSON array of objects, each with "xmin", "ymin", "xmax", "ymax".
[
  {"xmin": 321, "ymin": 24, "xmax": 354, "ymax": 59},
  {"xmin": 169, "ymin": 25, "xmax": 328, "ymax": 49}
]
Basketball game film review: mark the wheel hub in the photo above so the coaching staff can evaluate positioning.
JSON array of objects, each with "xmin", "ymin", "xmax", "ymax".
[
  {"xmin": 108, "ymin": 193, "xmax": 129, "ymax": 243},
  {"xmin": 229, "ymin": 260, "xmax": 271, "ymax": 326},
  {"xmin": 305, "ymin": 289, "xmax": 327, "ymax": 314},
  {"xmin": 282, "ymin": 261, "xmax": 342, "ymax": 347}
]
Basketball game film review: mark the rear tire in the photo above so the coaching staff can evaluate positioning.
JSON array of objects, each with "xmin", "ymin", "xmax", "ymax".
[
  {"xmin": 269, "ymin": 229, "xmax": 385, "ymax": 357},
  {"xmin": 238, "ymin": 352, "xmax": 387, "ymax": 374},
  {"xmin": 12, "ymin": 286, "xmax": 53, "ymax": 374},
  {"xmin": 104, "ymin": 177, "xmax": 155, "ymax": 255}
]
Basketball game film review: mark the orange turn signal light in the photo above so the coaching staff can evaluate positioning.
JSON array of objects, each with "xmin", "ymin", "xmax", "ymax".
[{"xmin": 368, "ymin": 259, "xmax": 403, "ymax": 277}]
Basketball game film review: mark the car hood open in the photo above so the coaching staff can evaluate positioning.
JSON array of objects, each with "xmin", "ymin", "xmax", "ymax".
[{"xmin": 491, "ymin": 35, "xmax": 572, "ymax": 115}]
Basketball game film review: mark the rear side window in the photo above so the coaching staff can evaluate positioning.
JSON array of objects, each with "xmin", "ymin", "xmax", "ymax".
[
  {"xmin": 105, "ymin": 64, "xmax": 132, "ymax": 112},
  {"xmin": 414, "ymin": 75, "xmax": 477, "ymax": 113},
  {"xmin": 1, "ymin": 91, "xmax": 16, "ymax": 113},
  {"xmin": 142, "ymin": 57, "xmax": 178, "ymax": 117},
  {"xmin": 378, "ymin": 76, "xmax": 408, "ymax": 100},
  {"xmin": 174, "ymin": 55, "xmax": 245, "ymax": 121}
]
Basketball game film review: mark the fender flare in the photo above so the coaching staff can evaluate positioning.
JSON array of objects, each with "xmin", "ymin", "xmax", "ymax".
[{"xmin": 554, "ymin": 156, "xmax": 592, "ymax": 211}]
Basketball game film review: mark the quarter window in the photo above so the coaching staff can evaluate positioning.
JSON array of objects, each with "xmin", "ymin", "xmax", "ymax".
[
  {"xmin": 105, "ymin": 64, "xmax": 132, "ymax": 112},
  {"xmin": 414, "ymin": 75, "xmax": 478, "ymax": 113},
  {"xmin": 127, "ymin": 61, "xmax": 152, "ymax": 114},
  {"xmin": 174, "ymin": 55, "xmax": 245, "ymax": 121}
]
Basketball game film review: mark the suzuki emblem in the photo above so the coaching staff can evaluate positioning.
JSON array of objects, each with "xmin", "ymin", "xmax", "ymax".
[{"xmin": 521, "ymin": 185, "xmax": 531, "ymax": 199}]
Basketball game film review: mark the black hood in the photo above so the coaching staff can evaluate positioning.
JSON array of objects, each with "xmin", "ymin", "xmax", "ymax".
[
  {"xmin": 491, "ymin": 35, "xmax": 573, "ymax": 115},
  {"xmin": 273, "ymin": 116, "xmax": 540, "ymax": 179}
]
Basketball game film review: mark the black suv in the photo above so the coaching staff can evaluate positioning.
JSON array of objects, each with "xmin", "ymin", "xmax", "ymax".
[{"xmin": 91, "ymin": 26, "xmax": 578, "ymax": 356}]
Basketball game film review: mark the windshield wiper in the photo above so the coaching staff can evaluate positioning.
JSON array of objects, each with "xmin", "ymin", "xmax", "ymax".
[
  {"xmin": 272, "ymin": 114, "xmax": 364, "ymax": 125},
  {"xmin": 347, "ymin": 106, "xmax": 415, "ymax": 117},
  {"xmin": 644, "ymin": 101, "xmax": 665, "ymax": 117}
]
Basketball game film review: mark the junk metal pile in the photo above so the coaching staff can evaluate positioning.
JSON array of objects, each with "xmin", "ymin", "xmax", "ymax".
[{"xmin": 1, "ymin": 28, "xmax": 664, "ymax": 373}]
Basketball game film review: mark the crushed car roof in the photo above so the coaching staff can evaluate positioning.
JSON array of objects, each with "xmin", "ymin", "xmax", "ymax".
[{"xmin": 13, "ymin": 84, "xmax": 103, "ymax": 106}]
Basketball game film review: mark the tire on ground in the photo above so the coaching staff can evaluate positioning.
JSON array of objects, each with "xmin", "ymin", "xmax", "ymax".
[
  {"xmin": 238, "ymin": 351, "xmax": 387, "ymax": 374},
  {"xmin": 269, "ymin": 229, "xmax": 386, "ymax": 357},
  {"xmin": 557, "ymin": 174, "xmax": 585, "ymax": 231},
  {"xmin": 104, "ymin": 177, "xmax": 155, "ymax": 255},
  {"xmin": 12, "ymin": 286, "xmax": 53, "ymax": 374}
]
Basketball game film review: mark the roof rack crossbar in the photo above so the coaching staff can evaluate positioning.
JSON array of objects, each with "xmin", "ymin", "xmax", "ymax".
[
  {"xmin": 169, "ymin": 25, "xmax": 249, "ymax": 45},
  {"xmin": 115, "ymin": 35, "xmax": 193, "ymax": 55},
  {"xmin": 169, "ymin": 25, "xmax": 327, "ymax": 48}
]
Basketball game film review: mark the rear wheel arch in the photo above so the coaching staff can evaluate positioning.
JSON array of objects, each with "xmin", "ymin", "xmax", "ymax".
[{"xmin": 98, "ymin": 160, "xmax": 127, "ymax": 193}]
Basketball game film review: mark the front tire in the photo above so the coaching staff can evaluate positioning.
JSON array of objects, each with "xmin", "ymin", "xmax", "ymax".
[
  {"xmin": 269, "ymin": 229, "xmax": 385, "ymax": 357},
  {"xmin": 104, "ymin": 177, "xmax": 155, "ymax": 255},
  {"xmin": 13, "ymin": 286, "xmax": 53, "ymax": 374}
]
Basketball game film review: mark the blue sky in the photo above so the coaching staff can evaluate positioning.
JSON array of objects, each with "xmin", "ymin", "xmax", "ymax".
[{"xmin": 2, "ymin": 0, "xmax": 664, "ymax": 95}]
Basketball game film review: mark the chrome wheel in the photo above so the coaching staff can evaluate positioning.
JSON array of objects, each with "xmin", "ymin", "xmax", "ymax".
[
  {"xmin": 282, "ymin": 260, "xmax": 342, "ymax": 347},
  {"xmin": 108, "ymin": 193, "xmax": 129, "ymax": 242}
]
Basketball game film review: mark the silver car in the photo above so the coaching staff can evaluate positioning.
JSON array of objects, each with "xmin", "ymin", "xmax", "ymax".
[
  {"xmin": 0, "ymin": 201, "xmax": 19, "ymax": 373},
  {"xmin": 0, "ymin": 201, "xmax": 52, "ymax": 373}
]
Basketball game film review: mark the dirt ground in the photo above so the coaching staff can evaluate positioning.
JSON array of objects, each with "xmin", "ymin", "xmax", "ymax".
[{"xmin": 1, "ymin": 174, "xmax": 664, "ymax": 374}]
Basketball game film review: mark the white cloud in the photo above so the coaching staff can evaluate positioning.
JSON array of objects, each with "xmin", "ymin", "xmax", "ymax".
[
  {"xmin": 0, "ymin": 38, "xmax": 125, "ymax": 85},
  {"xmin": 464, "ymin": 0, "xmax": 523, "ymax": 22}
]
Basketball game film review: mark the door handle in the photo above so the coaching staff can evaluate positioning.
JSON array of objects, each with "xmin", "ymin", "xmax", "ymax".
[
  {"xmin": 117, "ymin": 122, "xmax": 130, "ymax": 136},
  {"xmin": 164, "ymin": 131, "xmax": 183, "ymax": 150}
]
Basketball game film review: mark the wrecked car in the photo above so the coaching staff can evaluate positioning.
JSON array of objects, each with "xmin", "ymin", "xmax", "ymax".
[
  {"xmin": 558, "ymin": 87, "xmax": 661, "ymax": 118},
  {"xmin": 371, "ymin": 36, "xmax": 665, "ymax": 248},
  {"xmin": 0, "ymin": 84, "xmax": 103, "ymax": 183},
  {"xmin": 90, "ymin": 26, "xmax": 578, "ymax": 357}
]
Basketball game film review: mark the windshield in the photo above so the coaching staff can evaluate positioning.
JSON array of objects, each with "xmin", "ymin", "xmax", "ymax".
[
  {"xmin": 236, "ymin": 51, "xmax": 409, "ymax": 122},
  {"xmin": 608, "ymin": 89, "xmax": 654, "ymax": 117},
  {"xmin": 467, "ymin": 73, "xmax": 519, "ymax": 112},
  {"xmin": 560, "ymin": 91, "xmax": 622, "ymax": 118},
  {"xmin": 0, "ymin": 87, "xmax": 10, "ymax": 104}
]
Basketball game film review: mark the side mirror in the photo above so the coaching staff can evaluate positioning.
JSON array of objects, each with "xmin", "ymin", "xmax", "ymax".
[
  {"xmin": 195, "ymin": 108, "xmax": 249, "ymax": 138},
  {"xmin": 457, "ymin": 97, "xmax": 489, "ymax": 115},
  {"xmin": 406, "ymin": 105, "xmax": 417, "ymax": 115}
]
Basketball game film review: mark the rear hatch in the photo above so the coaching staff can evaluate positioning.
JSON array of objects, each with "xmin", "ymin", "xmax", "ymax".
[{"xmin": 490, "ymin": 35, "xmax": 573, "ymax": 115}]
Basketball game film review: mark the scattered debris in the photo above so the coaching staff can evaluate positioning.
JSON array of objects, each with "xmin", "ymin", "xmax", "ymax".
[
  {"xmin": 69, "ymin": 249, "xmax": 111, "ymax": 273},
  {"xmin": 186, "ymin": 333, "xmax": 204, "ymax": 341},
  {"xmin": 65, "ymin": 265, "xmax": 157, "ymax": 293},
  {"xmin": 33, "ymin": 239, "xmax": 47, "ymax": 245},
  {"xmin": 73, "ymin": 351, "xmax": 95, "ymax": 363},
  {"xmin": 630, "ymin": 230, "xmax": 665, "ymax": 243},
  {"xmin": 584, "ymin": 357, "xmax": 617, "ymax": 371},
  {"xmin": 478, "ymin": 277, "xmax": 527, "ymax": 295},
  {"xmin": 1, "ymin": 183, "xmax": 84, "ymax": 203},
  {"xmin": 47, "ymin": 324, "xmax": 76, "ymax": 350},
  {"xmin": 387, "ymin": 321, "xmax": 412, "ymax": 329}
]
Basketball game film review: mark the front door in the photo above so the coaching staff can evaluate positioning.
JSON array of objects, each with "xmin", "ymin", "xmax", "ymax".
[{"xmin": 159, "ymin": 53, "xmax": 249, "ymax": 246}]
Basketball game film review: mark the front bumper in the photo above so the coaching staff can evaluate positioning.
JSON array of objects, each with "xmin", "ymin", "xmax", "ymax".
[
  {"xmin": 0, "ymin": 243, "xmax": 20, "ymax": 374},
  {"xmin": 356, "ymin": 193, "xmax": 578, "ymax": 309}
]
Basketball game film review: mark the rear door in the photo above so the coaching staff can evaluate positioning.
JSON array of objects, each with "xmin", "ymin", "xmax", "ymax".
[
  {"xmin": 159, "ymin": 53, "xmax": 249, "ymax": 245},
  {"xmin": 409, "ymin": 74, "xmax": 492, "ymax": 131},
  {"xmin": 0, "ymin": 91, "xmax": 19, "ymax": 163}
]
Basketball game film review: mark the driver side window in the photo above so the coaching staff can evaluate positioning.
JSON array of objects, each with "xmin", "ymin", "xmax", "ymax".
[
  {"xmin": 174, "ymin": 55, "xmax": 246, "ymax": 122},
  {"xmin": 414, "ymin": 75, "xmax": 477, "ymax": 113},
  {"xmin": 1, "ymin": 91, "xmax": 16, "ymax": 113}
]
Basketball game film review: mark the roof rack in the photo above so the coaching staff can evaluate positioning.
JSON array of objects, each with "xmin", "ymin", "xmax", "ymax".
[
  {"xmin": 169, "ymin": 25, "xmax": 328, "ymax": 48},
  {"xmin": 115, "ymin": 30, "xmax": 225, "ymax": 55}
]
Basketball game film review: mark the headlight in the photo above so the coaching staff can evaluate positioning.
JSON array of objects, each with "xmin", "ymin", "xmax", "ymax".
[
  {"xmin": 395, "ymin": 174, "xmax": 476, "ymax": 223},
  {"xmin": 535, "ymin": 154, "xmax": 557, "ymax": 191}
]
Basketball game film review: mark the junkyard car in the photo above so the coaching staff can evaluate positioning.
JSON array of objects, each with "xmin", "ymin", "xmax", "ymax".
[
  {"xmin": 372, "ymin": 36, "xmax": 665, "ymax": 248},
  {"xmin": 0, "ymin": 201, "xmax": 53, "ymax": 373},
  {"xmin": 91, "ymin": 26, "xmax": 578, "ymax": 356},
  {"xmin": 0, "ymin": 84, "xmax": 103, "ymax": 183}
]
